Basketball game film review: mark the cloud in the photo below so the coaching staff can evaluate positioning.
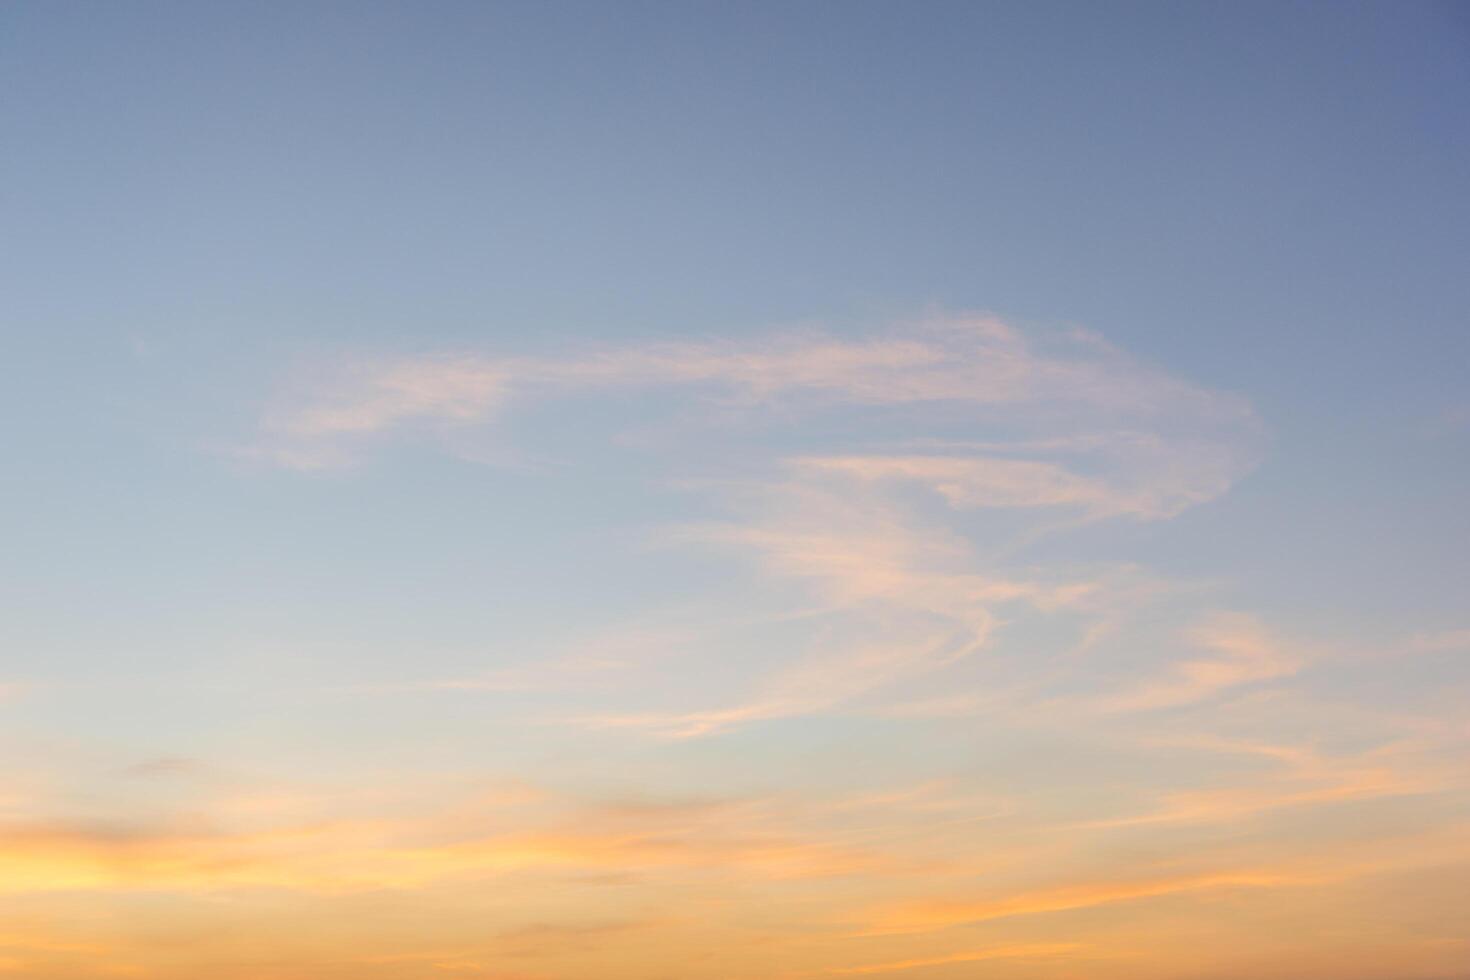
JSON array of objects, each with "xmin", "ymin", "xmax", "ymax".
[
  {"xmin": 862, "ymin": 820, "xmax": 1470, "ymax": 938},
  {"xmin": 253, "ymin": 315, "xmax": 1261, "ymax": 480},
  {"xmin": 1409, "ymin": 629, "xmax": 1470, "ymax": 654},
  {"xmin": 246, "ymin": 313, "xmax": 1266, "ymax": 735},
  {"xmin": 579, "ymin": 483, "xmax": 1095, "ymax": 736},
  {"xmin": 796, "ymin": 437, "xmax": 1246, "ymax": 520},
  {"xmin": 1097, "ymin": 613, "xmax": 1300, "ymax": 712},
  {"xmin": 273, "ymin": 357, "xmax": 512, "ymax": 438},
  {"xmin": 818, "ymin": 942, "xmax": 1085, "ymax": 975},
  {"xmin": 0, "ymin": 785, "xmax": 900, "ymax": 895},
  {"xmin": 123, "ymin": 757, "xmax": 206, "ymax": 779},
  {"xmin": 1078, "ymin": 739, "xmax": 1446, "ymax": 829},
  {"xmin": 865, "ymin": 869, "xmax": 1315, "ymax": 935}
]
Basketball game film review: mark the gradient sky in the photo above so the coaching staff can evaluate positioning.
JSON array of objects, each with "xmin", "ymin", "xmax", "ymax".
[{"xmin": 3, "ymin": 2, "xmax": 1469, "ymax": 978}]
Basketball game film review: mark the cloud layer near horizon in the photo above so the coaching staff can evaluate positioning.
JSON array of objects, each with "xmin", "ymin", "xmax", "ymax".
[{"xmin": 8, "ymin": 315, "xmax": 1464, "ymax": 979}]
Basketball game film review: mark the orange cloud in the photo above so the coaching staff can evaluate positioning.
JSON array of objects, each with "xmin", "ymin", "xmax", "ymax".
[
  {"xmin": 819, "ymin": 942, "xmax": 1085, "ymax": 975},
  {"xmin": 868, "ymin": 869, "xmax": 1314, "ymax": 934}
]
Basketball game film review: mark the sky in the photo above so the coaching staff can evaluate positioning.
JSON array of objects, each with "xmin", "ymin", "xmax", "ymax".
[{"xmin": 1, "ymin": 1, "xmax": 1469, "ymax": 977}]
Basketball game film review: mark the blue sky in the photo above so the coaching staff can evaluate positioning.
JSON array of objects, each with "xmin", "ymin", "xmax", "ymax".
[{"xmin": 1, "ymin": 3, "xmax": 1468, "ymax": 978}]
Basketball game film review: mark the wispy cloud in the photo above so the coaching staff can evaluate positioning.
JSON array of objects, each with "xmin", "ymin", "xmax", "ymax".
[
  {"xmin": 1077, "ymin": 739, "xmax": 1446, "ymax": 829},
  {"xmin": 1097, "ymin": 613, "xmax": 1301, "ymax": 713},
  {"xmin": 0, "ymin": 783, "xmax": 912, "ymax": 895},
  {"xmin": 248, "ymin": 313, "xmax": 1268, "ymax": 736},
  {"xmin": 1409, "ymin": 629, "xmax": 1470, "ymax": 654},
  {"xmin": 865, "ymin": 869, "xmax": 1316, "ymax": 935},
  {"xmin": 579, "ymin": 482, "xmax": 1095, "ymax": 736},
  {"xmin": 817, "ymin": 942, "xmax": 1085, "ymax": 975},
  {"xmin": 253, "ymin": 315, "xmax": 1261, "ymax": 481},
  {"xmin": 862, "ymin": 821, "xmax": 1470, "ymax": 936}
]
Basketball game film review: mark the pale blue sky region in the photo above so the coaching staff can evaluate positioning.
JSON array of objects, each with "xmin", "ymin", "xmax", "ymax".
[{"xmin": 5, "ymin": 2, "xmax": 1467, "ymax": 667}]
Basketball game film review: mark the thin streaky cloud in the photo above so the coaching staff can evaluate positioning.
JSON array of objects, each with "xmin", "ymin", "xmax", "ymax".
[
  {"xmin": 255, "ymin": 315, "xmax": 1262, "ymax": 478},
  {"xmin": 815, "ymin": 942, "xmax": 1086, "ymax": 976},
  {"xmin": 1096, "ymin": 613, "xmax": 1301, "ymax": 713}
]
